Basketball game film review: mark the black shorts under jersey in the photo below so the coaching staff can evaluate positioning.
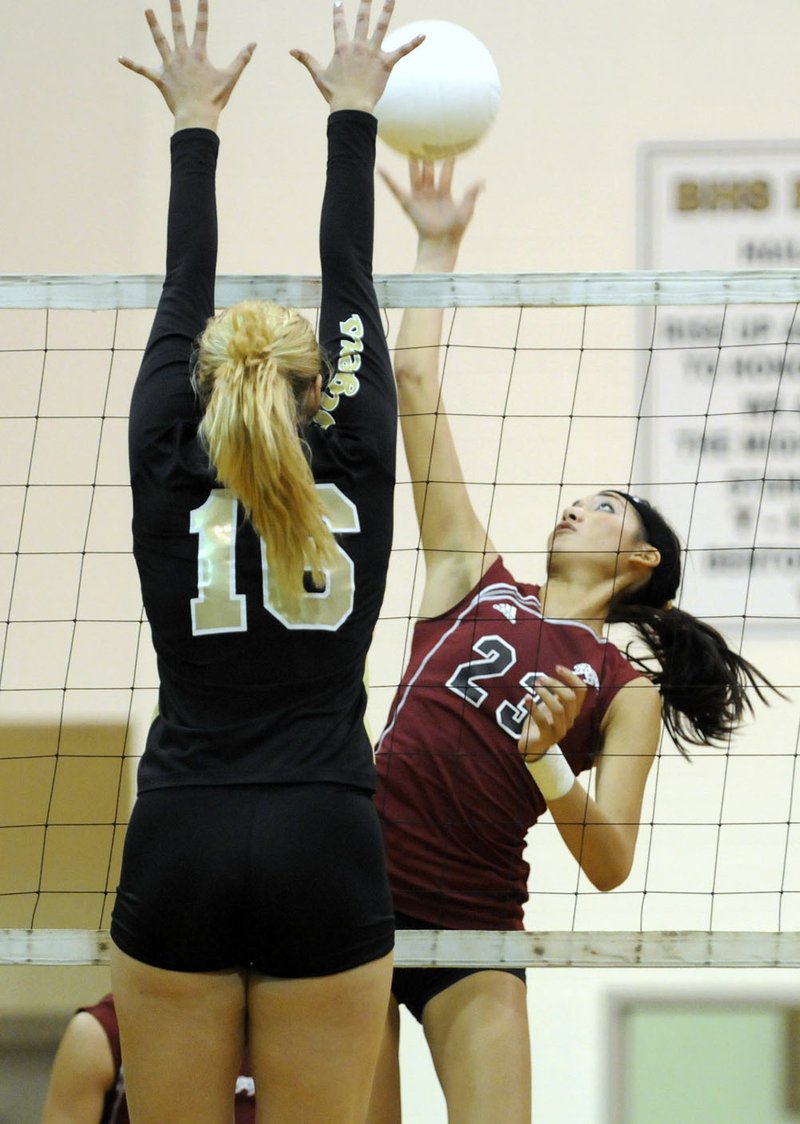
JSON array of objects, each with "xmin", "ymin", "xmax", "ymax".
[
  {"xmin": 391, "ymin": 911, "xmax": 526, "ymax": 1024},
  {"xmin": 111, "ymin": 783, "xmax": 394, "ymax": 977}
]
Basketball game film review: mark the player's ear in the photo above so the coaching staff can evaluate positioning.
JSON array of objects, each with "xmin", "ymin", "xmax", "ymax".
[
  {"xmin": 630, "ymin": 545, "xmax": 660, "ymax": 573},
  {"xmin": 302, "ymin": 374, "xmax": 323, "ymax": 421}
]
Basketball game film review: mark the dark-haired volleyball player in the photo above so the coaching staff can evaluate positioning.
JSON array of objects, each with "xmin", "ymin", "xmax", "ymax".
[
  {"xmin": 109, "ymin": 2, "xmax": 423, "ymax": 1121},
  {"xmin": 367, "ymin": 160, "xmax": 780, "ymax": 1124}
]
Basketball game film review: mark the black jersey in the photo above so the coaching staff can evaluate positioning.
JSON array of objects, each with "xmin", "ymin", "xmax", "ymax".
[{"xmin": 129, "ymin": 114, "xmax": 395, "ymax": 793}]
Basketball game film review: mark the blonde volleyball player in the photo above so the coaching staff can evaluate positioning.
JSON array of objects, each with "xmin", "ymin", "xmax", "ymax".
[{"xmin": 110, "ymin": 2, "xmax": 423, "ymax": 1121}]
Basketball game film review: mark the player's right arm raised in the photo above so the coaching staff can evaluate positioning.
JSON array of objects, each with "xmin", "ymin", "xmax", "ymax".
[{"xmin": 381, "ymin": 160, "xmax": 488, "ymax": 616}]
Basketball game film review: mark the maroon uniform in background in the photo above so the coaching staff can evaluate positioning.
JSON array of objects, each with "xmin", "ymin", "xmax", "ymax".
[
  {"xmin": 375, "ymin": 557, "xmax": 642, "ymax": 930},
  {"xmin": 78, "ymin": 994, "xmax": 256, "ymax": 1124}
]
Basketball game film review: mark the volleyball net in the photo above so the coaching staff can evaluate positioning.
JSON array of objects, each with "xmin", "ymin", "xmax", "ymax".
[{"xmin": 1, "ymin": 270, "xmax": 799, "ymax": 968}]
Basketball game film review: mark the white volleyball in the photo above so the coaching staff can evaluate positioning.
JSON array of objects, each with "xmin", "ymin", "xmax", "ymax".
[{"xmin": 375, "ymin": 20, "xmax": 501, "ymax": 159}]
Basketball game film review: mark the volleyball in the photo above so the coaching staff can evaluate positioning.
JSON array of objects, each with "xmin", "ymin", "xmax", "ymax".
[{"xmin": 375, "ymin": 20, "xmax": 501, "ymax": 160}]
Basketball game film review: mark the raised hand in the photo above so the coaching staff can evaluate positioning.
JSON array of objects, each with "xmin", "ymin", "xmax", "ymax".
[
  {"xmin": 518, "ymin": 667, "xmax": 589, "ymax": 763},
  {"xmin": 119, "ymin": 0, "xmax": 256, "ymax": 132},
  {"xmin": 380, "ymin": 159, "xmax": 484, "ymax": 249},
  {"xmin": 291, "ymin": 0, "xmax": 424, "ymax": 114}
]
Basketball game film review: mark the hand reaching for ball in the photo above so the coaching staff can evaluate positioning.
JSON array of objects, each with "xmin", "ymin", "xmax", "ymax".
[{"xmin": 380, "ymin": 159, "xmax": 484, "ymax": 251}]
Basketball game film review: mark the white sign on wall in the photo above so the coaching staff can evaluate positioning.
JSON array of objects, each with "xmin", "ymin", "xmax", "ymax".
[{"xmin": 637, "ymin": 142, "xmax": 800, "ymax": 627}]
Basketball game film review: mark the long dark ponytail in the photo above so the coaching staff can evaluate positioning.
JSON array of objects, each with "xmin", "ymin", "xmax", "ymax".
[{"xmin": 606, "ymin": 493, "xmax": 781, "ymax": 756}]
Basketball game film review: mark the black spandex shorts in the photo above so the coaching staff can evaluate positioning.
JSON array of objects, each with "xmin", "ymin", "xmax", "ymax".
[
  {"xmin": 110, "ymin": 783, "xmax": 394, "ymax": 977},
  {"xmin": 391, "ymin": 911, "xmax": 527, "ymax": 1023}
]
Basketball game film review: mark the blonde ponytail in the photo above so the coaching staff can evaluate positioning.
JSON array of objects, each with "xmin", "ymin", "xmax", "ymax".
[{"xmin": 195, "ymin": 301, "xmax": 337, "ymax": 608}]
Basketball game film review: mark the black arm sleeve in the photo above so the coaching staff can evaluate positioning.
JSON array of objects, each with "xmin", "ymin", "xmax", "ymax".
[
  {"xmin": 153, "ymin": 127, "xmax": 218, "ymax": 351},
  {"xmin": 129, "ymin": 128, "xmax": 220, "ymax": 475},
  {"xmin": 314, "ymin": 111, "xmax": 396, "ymax": 460}
]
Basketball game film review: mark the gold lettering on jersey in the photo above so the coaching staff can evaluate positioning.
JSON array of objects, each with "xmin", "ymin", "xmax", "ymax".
[
  {"xmin": 190, "ymin": 489, "xmax": 248, "ymax": 635},
  {"xmin": 315, "ymin": 313, "xmax": 365, "ymax": 429},
  {"xmin": 262, "ymin": 482, "xmax": 359, "ymax": 630},
  {"xmin": 189, "ymin": 484, "xmax": 358, "ymax": 635}
]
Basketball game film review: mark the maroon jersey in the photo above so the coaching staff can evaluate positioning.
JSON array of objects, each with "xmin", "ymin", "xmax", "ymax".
[
  {"xmin": 79, "ymin": 995, "xmax": 256, "ymax": 1123},
  {"xmin": 375, "ymin": 557, "xmax": 642, "ymax": 929}
]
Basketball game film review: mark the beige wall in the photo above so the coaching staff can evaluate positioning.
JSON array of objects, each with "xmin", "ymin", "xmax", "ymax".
[
  {"xmin": 5, "ymin": 0, "xmax": 800, "ymax": 276},
  {"xmin": 2, "ymin": 2, "xmax": 800, "ymax": 1122}
]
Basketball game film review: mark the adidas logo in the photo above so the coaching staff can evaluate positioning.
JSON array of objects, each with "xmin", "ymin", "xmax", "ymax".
[{"xmin": 493, "ymin": 602, "xmax": 517, "ymax": 624}]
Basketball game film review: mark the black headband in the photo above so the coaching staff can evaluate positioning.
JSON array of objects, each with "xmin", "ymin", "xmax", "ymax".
[{"xmin": 608, "ymin": 490, "xmax": 682, "ymax": 609}]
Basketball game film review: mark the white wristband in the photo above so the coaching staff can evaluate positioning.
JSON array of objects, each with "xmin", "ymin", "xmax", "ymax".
[{"xmin": 525, "ymin": 743, "xmax": 575, "ymax": 802}]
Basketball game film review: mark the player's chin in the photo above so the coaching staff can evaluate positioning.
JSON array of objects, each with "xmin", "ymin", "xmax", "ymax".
[{"xmin": 548, "ymin": 534, "xmax": 578, "ymax": 553}]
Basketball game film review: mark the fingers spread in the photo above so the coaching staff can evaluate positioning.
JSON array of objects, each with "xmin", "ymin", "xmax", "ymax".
[
  {"xmin": 145, "ymin": 9, "xmax": 171, "ymax": 64},
  {"xmin": 118, "ymin": 57, "xmax": 161, "ymax": 87},
  {"xmin": 354, "ymin": 0, "xmax": 373, "ymax": 42},
  {"xmin": 388, "ymin": 33, "xmax": 425, "ymax": 64},
  {"xmin": 229, "ymin": 41, "xmax": 257, "ymax": 83},
  {"xmin": 289, "ymin": 48, "xmax": 314, "ymax": 71},
  {"xmin": 461, "ymin": 182, "xmax": 485, "ymax": 223},
  {"xmin": 289, "ymin": 49, "xmax": 330, "ymax": 100},
  {"xmin": 378, "ymin": 168, "xmax": 406, "ymax": 205},
  {"xmin": 369, "ymin": 0, "xmax": 395, "ymax": 48},
  {"xmin": 332, "ymin": 0, "xmax": 348, "ymax": 45},
  {"xmin": 170, "ymin": 0, "xmax": 188, "ymax": 49},
  {"xmin": 438, "ymin": 159, "xmax": 455, "ymax": 194},
  {"xmin": 408, "ymin": 157, "xmax": 425, "ymax": 192},
  {"xmin": 193, "ymin": 0, "xmax": 209, "ymax": 49}
]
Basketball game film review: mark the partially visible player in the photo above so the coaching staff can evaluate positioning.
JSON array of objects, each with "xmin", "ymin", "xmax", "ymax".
[
  {"xmin": 41, "ymin": 994, "xmax": 255, "ymax": 1123},
  {"xmin": 367, "ymin": 159, "xmax": 781, "ymax": 1124},
  {"xmin": 110, "ymin": 3, "xmax": 423, "ymax": 1122}
]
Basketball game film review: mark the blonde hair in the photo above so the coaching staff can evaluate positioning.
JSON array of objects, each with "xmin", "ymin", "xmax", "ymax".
[{"xmin": 195, "ymin": 300, "xmax": 337, "ymax": 607}]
